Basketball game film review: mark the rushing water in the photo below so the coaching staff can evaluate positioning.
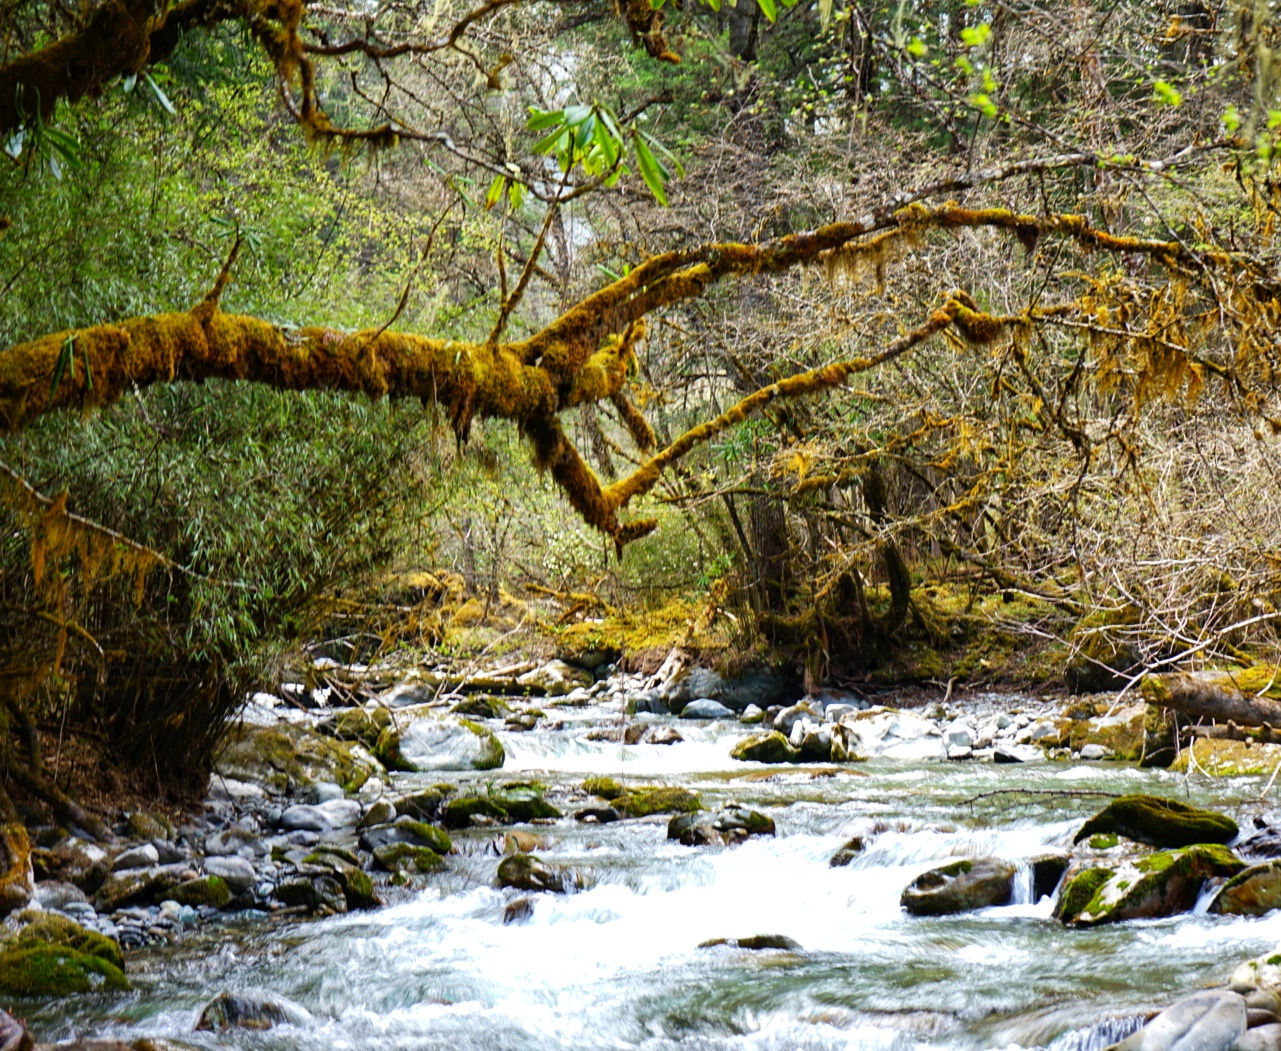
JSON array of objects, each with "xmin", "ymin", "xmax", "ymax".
[{"xmin": 24, "ymin": 702, "xmax": 1281, "ymax": 1050}]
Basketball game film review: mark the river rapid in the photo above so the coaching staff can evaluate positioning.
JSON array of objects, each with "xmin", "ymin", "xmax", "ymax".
[{"xmin": 24, "ymin": 695, "xmax": 1281, "ymax": 1051}]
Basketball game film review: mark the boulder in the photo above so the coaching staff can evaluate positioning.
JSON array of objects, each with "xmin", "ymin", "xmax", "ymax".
[
  {"xmin": 730, "ymin": 732, "xmax": 800, "ymax": 764},
  {"xmin": 516, "ymin": 660, "xmax": 595, "ymax": 696},
  {"xmin": 829, "ymin": 836, "xmax": 865, "ymax": 867},
  {"xmin": 195, "ymin": 991, "xmax": 313, "ymax": 1032},
  {"xmin": 668, "ymin": 667, "xmax": 796, "ymax": 712},
  {"xmin": 394, "ymin": 789, "xmax": 445, "ymax": 821},
  {"xmin": 1073, "ymin": 795, "xmax": 1238, "ymax": 849},
  {"xmin": 699, "ymin": 934, "xmax": 802, "ymax": 951},
  {"xmin": 1231, "ymin": 954, "xmax": 1281, "ymax": 996},
  {"xmin": 202, "ymin": 856, "xmax": 257, "ymax": 894},
  {"xmin": 0, "ymin": 947, "xmax": 129, "ymax": 997},
  {"xmin": 667, "ymin": 806, "xmax": 774, "ymax": 846},
  {"xmin": 496, "ymin": 853, "xmax": 569, "ymax": 893},
  {"xmin": 359, "ymin": 816, "xmax": 452, "ymax": 854},
  {"xmin": 0, "ymin": 826, "xmax": 33, "ymax": 918},
  {"xmin": 1052, "ymin": 704, "xmax": 1148, "ymax": 761},
  {"xmin": 774, "ymin": 702, "xmax": 823, "ymax": 736},
  {"xmin": 1237, "ymin": 826, "xmax": 1281, "ymax": 862},
  {"xmin": 7, "ymin": 914, "xmax": 123, "ymax": 973},
  {"xmin": 299, "ymin": 855, "xmax": 378, "ymax": 910},
  {"xmin": 439, "ymin": 796, "xmax": 510, "ymax": 829},
  {"xmin": 372, "ymin": 843, "xmax": 444, "ymax": 874},
  {"xmin": 93, "ymin": 866, "xmax": 189, "ymax": 912},
  {"xmin": 374, "ymin": 711, "xmax": 505, "ymax": 772},
  {"xmin": 503, "ymin": 897, "xmax": 534, "ymax": 925},
  {"xmin": 170, "ymin": 875, "xmax": 232, "ymax": 909},
  {"xmin": 1110, "ymin": 990, "xmax": 1245, "ymax": 1051},
  {"xmin": 617, "ymin": 787, "xmax": 700, "ymax": 818},
  {"xmin": 215, "ymin": 723, "xmax": 382, "ymax": 794},
  {"xmin": 1210, "ymin": 861, "xmax": 1281, "ymax": 916},
  {"xmin": 1056, "ymin": 845, "xmax": 1245, "ymax": 926},
  {"xmin": 1237, "ymin": 1024, "xmax": 1281, "ymax": 1051},
  {"xmin": 680, "ymin": 699, "xmax": 736, "ymax": 720},
  {"xmin": 839, "ymin": 708, "xmax": 942, "ymax": 760},
  {"xmin": 1031, "ymin": 854, "xmax": 1071, "ymax": 900},
  {"xmin": 900, "ymin": 857, "xmax": 1017, "ymax": 916}
]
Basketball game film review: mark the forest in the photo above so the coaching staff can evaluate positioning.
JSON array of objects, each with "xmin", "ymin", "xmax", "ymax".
[{"xmin": 0, "ymin": 0, "xmax": 1280, "ymax": 1047}]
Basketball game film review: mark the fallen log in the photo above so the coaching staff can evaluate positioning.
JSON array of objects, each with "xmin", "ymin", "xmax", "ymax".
[{"xmin": 1141, "ymin": 667, "xmax": 1281, "ymax": 729}]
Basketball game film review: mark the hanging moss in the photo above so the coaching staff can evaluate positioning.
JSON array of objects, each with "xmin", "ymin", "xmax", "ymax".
[{"xmin": 1072, "ymin": 794, "xmax": 1238, "ymax": 848}]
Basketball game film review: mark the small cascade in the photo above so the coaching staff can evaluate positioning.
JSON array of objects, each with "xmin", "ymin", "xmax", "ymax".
[
  {"xmin": 1011, "ymin": 859, "xmax": 1036, "ymax": 905},
  {"xmin": 1050, "ymin": 1014, "xmax": 1147, "ymax": 1051}
]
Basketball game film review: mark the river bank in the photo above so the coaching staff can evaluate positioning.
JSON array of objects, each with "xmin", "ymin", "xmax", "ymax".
[{"xmin": 5, "ymin": 654, "xmax": 1281, "ymax": 1051}]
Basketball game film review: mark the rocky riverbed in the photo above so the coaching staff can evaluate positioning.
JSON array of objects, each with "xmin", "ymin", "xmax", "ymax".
[{"xmin": 4, "ymin": 657, "xmax": 1281, "ymax": 1050}]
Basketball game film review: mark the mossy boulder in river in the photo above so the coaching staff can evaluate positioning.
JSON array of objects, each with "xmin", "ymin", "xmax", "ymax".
[
  {"xmin": 1073, "ymin": 794, "xmax": 1238, "ymax": 848},
  {"xmin": 373, "ymin": 843, "xmax": 445, "ymax": 874},
  {"xmin": 196, "ymin": 990, "xmax": 313, "ymax": 1031},
  {"xmin": 1055, "ymin": 844, "xmax": 1245, "ymax": 926},
  {"xmin": 170, "ymin": 875, "xmax": 233, "ymax": 908},
  {"xmin": 730, "ymin": 732, "xmax": 800, "ymax": 764},
  {"xmin": 8, "ymin": 913, "xmax": 124, "ymax": 972},
  {"xmin": 373, "ymin": 710, "xmax": 505, "ymax": 772},
  {"xmin": 0, "ymin": 947, "xmax": 128, "ymax": 996},
  {"xmin": 215, "ymin": 722, "xmax": 382, "ymax": 794},
  {"xmin": 1208, "ymin": 860, "xmax": 1281, "ymax": 916},
  {"xmin": 900, "ymin": 857, "xmax": 1017, "ymax": 916},
  {"xmin": 496, "ymin": 853, "xmax": 572, "ymax": 893}
]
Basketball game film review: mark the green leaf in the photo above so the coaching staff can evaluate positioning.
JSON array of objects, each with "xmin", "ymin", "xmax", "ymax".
[
  {"xmin": 82, "ymin": 345, "xmax": 93, "ymax": 391},
  {"xmin": 1222, "ymin": 105, "xmax": 1241, "ymax": 133},
  {"xmin": 633, "ymin": 133, "xmax": 668, "ymax": 206},
  {"xmin": 563, "ymin": 104, "xmax": 593, "ymax": 127},
  {"xmin": 122, "ymin": 74, "xmax": 137, "ymax": 94},
  {"xmin": 49, "ymin": 335, "xmax": 75, "ymax": 405},
  {"xmin": 485, "ymin": 174, "xmax": 507, "ymax": 210},
  {"xmin": 960, "ymin": 23, "xmax": 991, "ymax": 47},
  {"xmin": 508, "ymin": 180, "xmax": 526, "ymax": 210},
  {"xmin": 757, "ymin": 0, "xmax": 777, "ymax": 22},
  {"xmin": 593, "ymin": 119, "xmax": 620, "ymax": 167},
  {"xmin": 1153, "ymin": 80, "xmax": 1182, "ymax": 107},
  {"xmin": 906, "ymin": 36, "xmax": 928, "ymax": 56},
  {"xmin": 532, "ymin": 126, "xmax": 569, "ymax": 155},
  {"xmin": 526, "ymin": 107, "xmax": 564, "ymax": 130},
  {"xmin": 818, "ymin": 0, "xmax": 832, "ymax": 23},
  {"xmin": 143, "ymin": 72, "xmax": 177, "ymax": 115}
]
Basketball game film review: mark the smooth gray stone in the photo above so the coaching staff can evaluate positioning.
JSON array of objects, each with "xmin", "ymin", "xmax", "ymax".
[
  {"xmin": 1236, "ymin": 1024, "xmax": 1281, "ymax": 1051},
  {"xmin": 680, "ymin": 699, "xmax": 735, "ymax": 720},
  {"xmin": 280, "ymin": 804, "xmax": 330, "ymax": 832},
  {"xmin": 112, "ymin": 843, "xmax": 160, "ymax": 871},
  {"xmin": 1116, "ymin": 990, "xmax": 1247, "ymax": 1051},
  {"xmin": 203, "ymin": 855, "xmax": 258, "ymax": 893}
]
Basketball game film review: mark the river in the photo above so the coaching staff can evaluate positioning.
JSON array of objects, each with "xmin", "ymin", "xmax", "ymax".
[{"xmin": 22, "ymin": 699, "xmax": 1281, "ymax": 1050}]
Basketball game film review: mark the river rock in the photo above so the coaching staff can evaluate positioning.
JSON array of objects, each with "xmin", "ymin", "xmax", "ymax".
[
  {"xmin": 699, "ymin": 934, "xmax": 802, "ymax": 951},
  {"xmin": 1209, "ymin": 860, "xmax": 1281, "ymax": 916},
  {"xmin": 829, "ymin": 836, "xmax": 865, "ymax": 867},
  {"xmin": 374, "ymin": 710, "xmax": 505, "ymax": 772},
  {"xmin": 503, "ymin": 897, "xmax": 535, "ymax": 924},
  {"xmin": 170, "ymin": 875, "xmax": 232, "ymax": 908},
  {"xmin": 195, "ymin": 990, "xmax": 313, "ymax": 1031},
  {"xmin": 1110, "ymin": 990, "xmax": 1246, "ymax": 1051},
  {"xmin": 1237, "ymin": 1024, "xmax": 1281, "ymax": 1051},
  {"xmin": 943, "ymin": 721, "xmax": 974, "ymax": 750},
  {"xmin": 111, "ymin": 844, "xmax": 159, "ymax": 872},
  {"xmin": 7, "ymin": 913, "xmax": 125, "ymax": 973},
  {"xmin": 496, "ymin": 853, "xmax": 569, "ymax": 893},
  {"xmin": 1232, "ymin": 955, "xmax": 1281, "ymax": 996},
  {"xmin": 681, "ymin": 699, "xmax": 736, "ymax": 720},
  {"xmin": 667, "ymin": 666, "xmax": 796, "ymax": 712},
  {"xmin": 0, "ymin": 1008, "xmax": 31, "ymax": 1051},
  {"xmin": 32, "ymin": 880, "xmax": 88, "ymax": 911},
  {"xmin": 1237, "ymin": 826, "xmax": 1281, "ymax": 862},
  {"xmin": 0, "ymin": 946, "xmax": 129, "ymax": 997},
  {"xmin": 0, "ymin": 826, "xmax": 34, "ymax": 918},
  {"xmin": 31, "ymin": 840, "xmax": 108, "ymax": 894},
  {"xmin": 215, "ymin": 723, "xmax": 382, "ymax": 794},
  {"xmin": 1074, "ymin": 795, "xmax": 1238, "ymax": 849},
  {"xmin": 357, "ymin": 799, "xmax": 397, "ymax": 829},
  {"xmin": 667, "ymin": 805, "xmax": 775, "ymax": 846},
  {"xmin": 900, "ymin": 857, "xmax": 1016, "ymax": 916},
  {"xmin": 1053, "ymin": 704, "xmax": 1148, "ymax": 762},
  {"xmin": 1056, "ymin": 845, "xmax": 1245, "ymax": 926},
  {"xmin": 359, "ymin": 816, "xmax": 452, "ymax": 855},
  {"xmin": 994, "ymin": 744, "xmax": 1043, "ymax": 763},
  {"xmin": 202, "ymin": 856, "xmax": 257, "ymax": 894},
  {"xmin": 373, "ymin": 842, "xmax": 444, "ymax": 874},
  {"xmin": 730, "ymin": 731, "xmax": 800, "ymax": 764},
  {"xmin": 774, "ymin": 702, "xmax": 821, "ymax": 736},
  {"xmin": 516, "ymin": 660, "xmax": 594, "ymax": 696},
  {"xmin": 839, "ymin": 708, "xmax": 942, "ymax": 760},
  {"xmin": 1031, "ymin": 854, "xmax": 1071, "ymax": 900},
  {"xmin": 646, "ymin": 726, "xmax": 684, "ymax": 745}
]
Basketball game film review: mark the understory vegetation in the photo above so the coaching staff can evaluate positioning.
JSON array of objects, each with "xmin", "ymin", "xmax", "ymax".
[{"xmin": 0, "ymin": 0, "xmax": 1278, "ymax": 817}]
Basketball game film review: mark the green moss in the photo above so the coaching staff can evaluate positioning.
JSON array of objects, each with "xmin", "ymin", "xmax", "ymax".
[
  {"xmin": 583, "ymin": 776, "xmax": 625, "ymax": 800},
  {"xmin": 395, "ymin": 820, "xmax": 452, "ymax": 855},
  {"xmin": 1055, "ymin": 867, "xmax": 1113, "ymax": 922},
  {"xmin": 170, "ymin": 875, "xmax": 232, "ymax": 908},
  {"xmin": 333, "ymin": 707, "xmax": 392, "ymax": 749},
  {"xmin": 730, "ymin": 732, "xmax": 800, "ymax": 764},
  {"xmin": 302, "ymin": 845, "xmax": 362, "ymax": 867},
  {"xmin": 441, "ymin": 796, "xmax": 509, "ymax": 829},
  {"xmin": 1089, "ymin": 834, "xmax": 1119, "ymax": 850},
  {"xmin": 1170, "ymin": 739, "xmax": 1281, "ymax": 777},
  {"xmin": 619, "ymin": 787, "xmax": 701, "ymax": 818},
  {"xmin": 372, "ymin": 843, "xmax": 444, "ymax": 874},
  {"xmin": 0, "ymin": 947, "xmax": 129, "ymax": 996},
  {"xmin": 498, "ymin": 792, "xmax": 562, "ymax": 823},
  {"xmin": 1073, "ymin": 794, "xmax": 1238, "ymax": 848},
  {"xmin": 13, "ymin": 915, "xmax": 124, "ymax": 973}
]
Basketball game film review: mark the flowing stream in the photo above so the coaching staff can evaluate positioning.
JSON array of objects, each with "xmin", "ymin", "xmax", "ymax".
[{"xmin": 24, "ymin": 699, "xmax": 1281, "ymax": 1050}]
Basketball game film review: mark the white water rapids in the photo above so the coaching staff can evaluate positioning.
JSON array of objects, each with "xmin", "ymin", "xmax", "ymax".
[{"xmin": 27, "ymin": 701, "xmax": 1281, "ymax": 1051}]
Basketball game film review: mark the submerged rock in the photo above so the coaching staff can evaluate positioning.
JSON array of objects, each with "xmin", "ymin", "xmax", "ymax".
[
  {"xmin": 503, "ymin": 897, "xmax": 534, "ymax": 925},
  {"xmin": 829, "ymin": 836, "xmax": 865, "ymax": 867},
  {"xmin": 699, "ymin": 934, "xmax": 802, "ymax": 951},
  {"xmin": 1109, "ymin": 989, "xmax": 1245, "ymax": 1051},
  {"xmin": 1056, "ymin": 845, "xmax": 1245, "ymax": 926},
  {"xmin": 1210, "ymin": 860, "xmax": 1281, "ymax": 916},
  {"xmin": 496, "ymin": 853, "xmax": 570, "ymax": 893},
  {"xmin": 1073, "ymin": 795, "xmax": 1238, "ymax": 849},
  {"xmin": 195, "ymin": 991, "xmax": 313, "ymax": 1032},
  {"xmin": 900, "ymin": 857, "xmax": 1016, "ymax": 916}
]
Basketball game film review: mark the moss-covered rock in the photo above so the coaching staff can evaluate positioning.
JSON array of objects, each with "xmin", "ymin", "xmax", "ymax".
[
  {"xmin": 10, "ymin": 914, "xmax": 124, "ymax": 972},
  {"xmin": 441, "ymin": 796, "xmax": 509, "ymax": 829},
  {"xmin": 900, "ymin": 857, "xmax": 1016, "ymax": 916},
  {"xmin": 1073, "ymin": 794, "xmax": 1238, "ymax": 848},
  {"xmin": 374, "ymin": 712, "xmax": 505, "ymax": 773},
  {"xmin": 394, "ymin": 789, "xmax": 445, "ymax": 820},
  {"xmin": 332, "ymin": 706, "xmax": 393, "ymax": 750},
  {"xmin": 618, "ymin": 787, "xmax": 701, "ymax": 818},
  {"xmin": 372, "ymin": 843, "xmax": 445, "ymax": 874},
  {"xmin": 0, "ymin": 825, "xmax": 33, "ymax": 918},
  {"xmin": 93, "ymin": 867, "xmax": 186, "ymax": 912},
  {"xmin": 730, "ymin": 732, "xmax": 800, "ymax": 764},
  {"xmin": 216, "ymin": 722, "xmax": 382, "ymax": 794},
  {"xmin": 496, "ymin": 853, "xmax": 569, "ymax": 893},
  {"xmin": 391, "ymin": 819, "xmax": 452, "ymax": 855},
  {"xmin": 302, "ymin": 857, "xmax": 378, "ymax": 910},
  {"xmin": 451, "ymin": 695, "xmax": 510, "ymax": 719},
  {"xmin": 1064, "ymin": 606, "xmax": 1140, "ymax": 693},
  {"xmin": 1054, "ymin": 704, "xmax": 1147, "ymax": 761},
  {"xmin": 195, "ymin": 990, "xmax": 313, "ymax": 1031},
  {"xmin": 582, "ymin": 776, "xmax": 624, "ymax": 800},
  {"xmin": 0, "ymin": 947, "xmax": 129, "ymax": 996},
  {"xmin": 1056, "ymin": 845, "xmax": 1245, "ymax": 926},
  {"xmin": 1170, "ymin": 738, "xmax": 1281, "ymax": 777},
  {"xmin": 170, "ymin": 875, "xmax": 232, "ymax": 908},
  {"xmin": 1209, "ymin": 860, "xmax": 1281, "ymax": 916},
  {"xmin": 125, "ymin": 811, "xmax": 173, "ymax": 841}
]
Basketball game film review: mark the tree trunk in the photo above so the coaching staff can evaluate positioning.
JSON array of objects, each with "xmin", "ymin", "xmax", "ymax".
[{"xmin": 1141, "ymin": 668, "xmax": 1281, "ymax": 729}]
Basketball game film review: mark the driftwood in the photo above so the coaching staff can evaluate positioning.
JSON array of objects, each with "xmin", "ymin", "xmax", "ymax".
[{"xmin": 1141, "ymin": 668, "xmax": 1281, "ymax": 730}]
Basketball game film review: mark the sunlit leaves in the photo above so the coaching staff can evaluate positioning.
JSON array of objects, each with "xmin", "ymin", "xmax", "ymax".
[{"xmin": 1153, "ymin": 80, "xmax": 1183, "ymax": 107}]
